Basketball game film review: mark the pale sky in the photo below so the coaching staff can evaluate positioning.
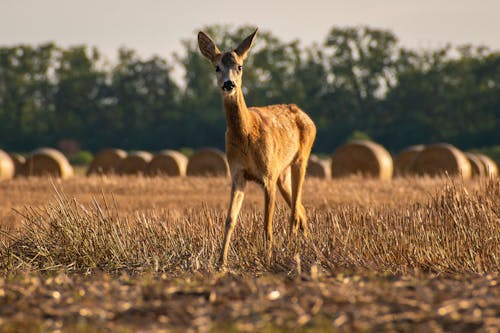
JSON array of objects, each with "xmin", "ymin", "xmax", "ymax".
[{"xmin": 2, "ymin": 0, "xmax": 499, "ymax": 63}]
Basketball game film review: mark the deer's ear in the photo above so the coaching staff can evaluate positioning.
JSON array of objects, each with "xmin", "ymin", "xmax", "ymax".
[
  {"xmin": 198, "ymin": 31, "xmax": 221, "ymax": 62},
  {"xmin": 234, "ymin": 28, "xmax": 258, "ymax": 60}
]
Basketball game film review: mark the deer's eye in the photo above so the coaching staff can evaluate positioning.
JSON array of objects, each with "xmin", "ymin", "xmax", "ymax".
[
  {"xmin": 238, "ymin": 65, "xmax": 243, "ymax": 71},
  {"xmin": 215, "ymin": 66, "xmax": 221, "ymax": 72}
]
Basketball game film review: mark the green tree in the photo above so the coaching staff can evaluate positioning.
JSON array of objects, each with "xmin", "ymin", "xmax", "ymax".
[
  {"xmin": 382, "ymin": 45, "xmax": 500, "ymax": 151},
  {"xmin": 53, "ymin": 46, "xmax": 107, "ymax": 148},
  {"xmin": 324, "ymin": 27, "xmax": 398, "ymax": 115},
  {"xmin": 0, "ymin": 43, "xmax": 57, "ymax": 150},
  {"xmin": 309, "ymin": 26, "xmax": 399, "ymax": 152},
  {"xmin": 110, "ymin": 48, "xmax": 180, "ymax": 150},
  {"xmin": 0, "ymin": 25, "xmax": 498, "ymax": 156}
]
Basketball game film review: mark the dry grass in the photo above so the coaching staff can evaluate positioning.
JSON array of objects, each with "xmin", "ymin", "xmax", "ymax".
[
  {"xmin": 1, "ymin": 177, "xmax": 498, "ymax": 275},
  {"xmin": 0, "ymin": 175, "xmax": 453, "ymax": 229},
  {"xmin": 0, "ymin": 176, "xmax": 498, "ymax": 331}
]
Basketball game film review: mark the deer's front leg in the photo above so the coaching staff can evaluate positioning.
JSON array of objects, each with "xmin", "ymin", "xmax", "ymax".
[
  {"xmin": 264, "ymin": 180, "xmax": 277, "ymax": 264},
  {"xmin": 219, "ymin": 171, "xmax": 246, "ymax": 267}
]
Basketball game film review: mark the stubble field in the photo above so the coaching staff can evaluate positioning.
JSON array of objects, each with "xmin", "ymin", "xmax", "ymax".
[{"xmin": 0, "ymin": 175, "xmax": 498, "ymax": 332}]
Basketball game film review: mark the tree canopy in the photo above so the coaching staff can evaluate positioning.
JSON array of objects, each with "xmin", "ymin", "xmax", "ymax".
[{"xmin": 0, "ymin": 25, "xmax": 498, "ymax": 155}]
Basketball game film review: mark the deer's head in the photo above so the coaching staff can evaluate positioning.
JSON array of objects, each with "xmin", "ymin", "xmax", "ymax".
[{"xmin": 198, "ymin": 29, "xmax": 258, "ymax": 96}]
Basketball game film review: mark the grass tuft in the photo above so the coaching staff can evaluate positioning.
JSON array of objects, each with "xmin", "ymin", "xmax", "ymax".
[{"xmin": 1, "ymin": 178, "xmax": 498, "ymax": 275}]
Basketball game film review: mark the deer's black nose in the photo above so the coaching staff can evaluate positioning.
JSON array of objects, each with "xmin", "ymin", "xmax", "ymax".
[{"xmin": 222, "ymin": 80, "xmax": 236, "ymax": 91}]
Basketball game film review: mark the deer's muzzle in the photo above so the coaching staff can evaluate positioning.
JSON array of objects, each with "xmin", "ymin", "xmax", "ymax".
[{"xmin": 222, "ymin": 80, "xmax": 236, "ymax": 92}]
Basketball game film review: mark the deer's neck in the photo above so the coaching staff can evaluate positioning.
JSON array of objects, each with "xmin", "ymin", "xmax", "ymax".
[{"xmin": 223, "ymin": 87, "xmax": 252, "ymax": 136}]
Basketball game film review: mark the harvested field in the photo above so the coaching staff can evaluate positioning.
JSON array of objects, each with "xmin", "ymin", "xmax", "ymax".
[
  {"xmin": 0, "ymin": 271, "xmax": 497, "ymax": 332},
  {"xmin": 0, "ymin": 175, "xmax": 498, "ymax": 332}
]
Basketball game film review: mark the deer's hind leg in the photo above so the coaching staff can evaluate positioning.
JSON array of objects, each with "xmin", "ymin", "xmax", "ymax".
[
  {"xmin": 279, "ymin": 166, "xmax": 307, "ymax": 237},
  {"xmin": 277, "ymin": 167, "xmax": 292, "ymax": 207},
  {"xmin": 290, "ymin": 156, "xmax": 309, "ymax": 237}
]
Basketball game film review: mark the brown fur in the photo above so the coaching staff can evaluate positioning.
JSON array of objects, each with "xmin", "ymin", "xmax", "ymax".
[{"xmin": 198, "ymin": 29, "xmax": 316, "ymax": 267}]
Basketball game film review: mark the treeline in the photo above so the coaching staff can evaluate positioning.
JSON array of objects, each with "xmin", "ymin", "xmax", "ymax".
[{"xmin": 0, "ymin": 25, "xmax": 499, "ymax": 155}]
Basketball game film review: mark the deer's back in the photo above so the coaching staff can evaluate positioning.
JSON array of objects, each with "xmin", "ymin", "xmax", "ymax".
[{"xmin": 249, "ymin": 103, "xmax": 315, "ymax": 147}]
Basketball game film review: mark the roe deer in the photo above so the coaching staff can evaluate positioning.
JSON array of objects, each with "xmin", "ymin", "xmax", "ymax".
[{"xmin": 198, "ymin": 28, "xmax": 316, "ymax": 267}]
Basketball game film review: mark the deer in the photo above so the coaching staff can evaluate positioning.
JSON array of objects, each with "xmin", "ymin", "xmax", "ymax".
[{"xmin": 197, "ymin": 28, "xmax": 316, "ymax": 267}]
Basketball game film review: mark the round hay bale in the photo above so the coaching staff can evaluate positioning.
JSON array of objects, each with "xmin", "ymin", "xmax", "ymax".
[
  {"xmin": 147, "ymin": 150, "xmax": 188, "ymax": 177},
  {"xmin": 331, "ymin": 140, "xmax": 393, "ymax": 180},
  {"xmin": 8, "ymin": 153, "xmax": 25, "ymax": 177},
  {"xmin": 306, "ymin": 156, "xmax": 331, "ymax": 179},
  {"xmin": 87, "ymin": 148, "xmax": 127, "ymax": 175},
  {"xmin": 21, "ymin": 148, "xmax": 73, "ymax": 179},
  {"xmin": 408, "ymin": 143, "xmax": 471, "ymax": 179},
  {"xmin": 475, "ymin": 153, "xmax": 498, "ymax": 178},
  {"xmin": 465, "ymin": 153, "xmax": 485, "ymax": 178},
  {"xmin": 0, "ymin": 150, "xmax": 15, "ymax": 180},
  {"xmin": 186, "ymin": 148, "xmax": 229, "ymax": 177},
  {"xmin": 117, "ymin": 151, "xmax": 152, "ymax": 175},
  {"xmin": 394, "ymin": 145, "xmax": 425, "ymax": 176}
]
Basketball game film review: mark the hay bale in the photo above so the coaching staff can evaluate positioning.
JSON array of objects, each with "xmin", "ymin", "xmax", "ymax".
[
  {"xmin": 306, "ymin": 156, "xmax": 331, "ymax": 179},
  {"xmin": 87, "ymin": 148, "xmax": 127, "ymax": 175},
  {"xmin": 8, "ymin": 153, "xmax": 25, "ymax": 177},
  {"xmin": 465, "ymin": 153, "xmax": 485, "ymax": 178},
  {"xmin": 475, "ymin": 153, "xmax": 498, "ymax": 178},
  {"xmin": 0, "ymin": 150, "xmax": 15, "ymax": 180},
  {"xmin": 147, "ymin": 150, "xmax": 188, "ymax": 177},
  {"xmin": 395, "ymin": 145, "xmax": 425, "ymax": 176},
  {"xmin": 331, "ymin": 140, "xmax": 393, "ymax": 180},
  {"xmin": 408, "ymin": 143, "xmax": 471, "ymax": 179},
  {"xmin": 186, "ymin": 148, "xmax": 229, "ymax": 177},
  {"xmin": 117, "ymin": 151, "xmax": 152, "ymax": 175},
  {"xmin": 21, "ymin": 148, "xmax": 73, "ymax": 179}
]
